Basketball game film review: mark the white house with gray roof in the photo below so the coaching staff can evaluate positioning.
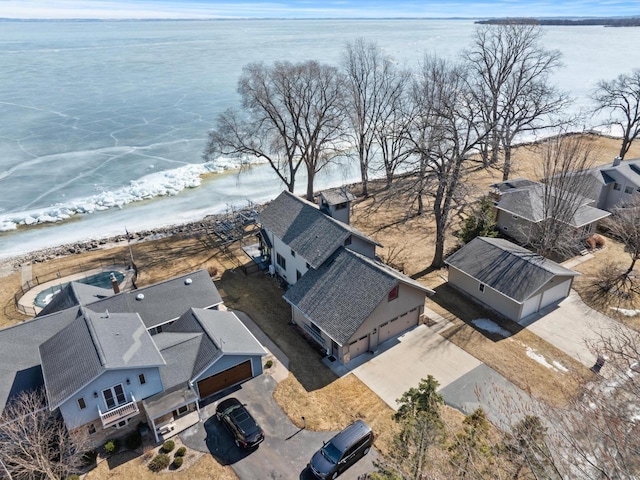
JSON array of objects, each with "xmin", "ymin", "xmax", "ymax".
[
  {"xmin": 284, "ymin": 247, "xmax": 434, "ymax": 364},
  {"xmin": 491, "ymin": 178, "xmax": 610, "ymax": 246},
  {"xmin": 1, "ymin": 270, "xmax": 266, "ymax": 447},
  {"xmin": 445, "ymin": 237, "xmax": 580, "ymax": 322},
  {"xmin": 258, "ymin": 190, "xmax": 379, "ymax": 285},
  {"xmin": 570, "ymin": 157, "xmax": 640, "ymax": 211}
]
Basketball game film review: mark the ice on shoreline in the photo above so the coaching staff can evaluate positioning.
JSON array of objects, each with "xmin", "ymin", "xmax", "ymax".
[{"xmin": 0, "ymin": 155, "xmax": 262, "ymax": 232}]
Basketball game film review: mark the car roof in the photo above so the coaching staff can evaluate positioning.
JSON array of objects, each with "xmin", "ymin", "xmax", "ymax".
[{"xmin": 329, "ymin": 420, "xmax": 371, "ymax": 450}]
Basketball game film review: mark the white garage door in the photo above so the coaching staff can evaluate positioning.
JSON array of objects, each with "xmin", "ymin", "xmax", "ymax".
[
  {"xmin": 348, "ymin": 334, "xmax": 370, "ymax": 358},
  {"xmin": 378, "ymin": 308, "xmax": 420, "ymax": 344},
  {"xmin": 540, "ymin": 279, "xmax": 571, "ymax": 309},
  {"xmin": 521, "ymin": 294, "xmax": 541, "ymax": 320}
]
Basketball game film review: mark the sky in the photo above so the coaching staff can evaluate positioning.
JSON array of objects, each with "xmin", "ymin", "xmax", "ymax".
[{"xmin": 0, "ymin": 0, "xmax": 638, "ymax": 20}]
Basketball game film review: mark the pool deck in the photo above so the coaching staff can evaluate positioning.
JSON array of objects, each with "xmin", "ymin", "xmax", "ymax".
[{"xmin": 18, "ymin": 266, "xmax": 135, "ymax": 316}]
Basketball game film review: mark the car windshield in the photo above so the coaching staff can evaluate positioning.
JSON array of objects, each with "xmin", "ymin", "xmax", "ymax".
[{"xmin": 321, "ymin": 441, "xmax": 342, "ymax": 464}]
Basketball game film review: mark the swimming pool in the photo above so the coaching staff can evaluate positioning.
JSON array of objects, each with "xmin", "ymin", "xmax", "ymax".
[{"xmin": 34, "ymin": 270, "xmax": 125, "ymax": 308}]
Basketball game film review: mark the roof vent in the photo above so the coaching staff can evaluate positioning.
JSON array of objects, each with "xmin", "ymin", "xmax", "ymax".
[
  {"xmin": 136, "ymin": 293, "xmax": 145, "ymax": 301},
  {"xmin": 184, "ymin": 278, "xmax": 192, "ymax": 285}
]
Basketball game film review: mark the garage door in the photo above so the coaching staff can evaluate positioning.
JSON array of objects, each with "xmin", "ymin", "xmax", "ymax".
[
  {"xmin": 378, "ymin": 308, "xmax": 420, "ymax": 344},
  {"xmin": 348, "ymin": 335, "xmax": 370, "ymax": 359},
  {"xmin": 540, "ymin": 279, "xmax": 571, "ymax": 309},
  {"xmin": 197, "ymin": 360, "xmax": 253, "ymax": 399},
  {"xmin": 521, "ymin": 294, "xmax": 541, "ymax": 320}
]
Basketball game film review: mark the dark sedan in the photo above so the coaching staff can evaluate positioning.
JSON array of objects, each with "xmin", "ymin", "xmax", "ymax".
[{"xmin": 215, "ymin": 397, "xmax": 265, "ymax": 448}]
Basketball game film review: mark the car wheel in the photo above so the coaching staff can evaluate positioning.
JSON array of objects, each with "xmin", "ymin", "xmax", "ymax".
[{"xmin": 363, "ymin": 447, "xmax": 370, "ymax": 455}]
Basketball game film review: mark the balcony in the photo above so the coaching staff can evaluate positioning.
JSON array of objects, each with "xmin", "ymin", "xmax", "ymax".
[{"xmin": 98, "ymin": 395, "xmax": 138, "ymax": 428}]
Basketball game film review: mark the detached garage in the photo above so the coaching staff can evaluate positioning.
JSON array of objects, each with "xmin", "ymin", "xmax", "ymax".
[{"xmin": 445, "ymin": 237, "xmax": 579, "ymax": 322}]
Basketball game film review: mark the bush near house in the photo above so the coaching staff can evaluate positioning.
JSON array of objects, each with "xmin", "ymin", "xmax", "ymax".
[
  {"xmin": 82, "ymin": 449, "xmax": 98, "ymax": 466},
  {"xmin": 161, "ymin": 440, "xmax": 175, "ymax": 453},
  {"xmin": 103, "ymin": 439, "xmax": 121, "ymax": 455},
  {"xmin": 148, "ymin": 453, "xmax": 171, "ymax": 472},
  {"xmin": 172, "ymin": 456, "xmax": 184, "ymax": 468},
  {"xmin": 175, "ymin": 446, "xmax": 187, "ymax": 457}
]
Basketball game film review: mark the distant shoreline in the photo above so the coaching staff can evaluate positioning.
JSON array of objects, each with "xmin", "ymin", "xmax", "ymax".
[{"xmin": 476, "ymin": 17, "xmax": 640, "ymax": 27}]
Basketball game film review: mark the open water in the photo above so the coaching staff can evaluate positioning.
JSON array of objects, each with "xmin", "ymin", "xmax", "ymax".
[{"xmin": 1, "ymin": 19, "xmax": 639, "ymax": 258}]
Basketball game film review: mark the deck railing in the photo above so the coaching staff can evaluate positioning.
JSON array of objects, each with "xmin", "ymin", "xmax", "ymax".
[{"xmin": 98, "ymin": 395, "xmax": 138, "ymax": 428}]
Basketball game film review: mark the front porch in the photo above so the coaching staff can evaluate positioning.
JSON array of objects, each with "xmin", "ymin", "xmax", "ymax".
[{"xmin": 142, "ymin": 386, "xmax": 200, "ymax": 443}]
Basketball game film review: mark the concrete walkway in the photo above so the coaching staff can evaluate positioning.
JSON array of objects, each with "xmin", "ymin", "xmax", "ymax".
[
  {"xmin": 521, "ymin": 290, "xmax": 632, "ymax": 368},
  {"xmin": 325, "ymin": 323, "xmax": 531, "ymax": 428}
]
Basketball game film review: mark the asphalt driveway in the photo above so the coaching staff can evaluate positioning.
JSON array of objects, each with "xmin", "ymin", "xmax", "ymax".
[
  {"xmin": 521, "ymin": 290, "xmax": 632, "ymax": 368},
  {"xmin": 180, "ymin": 375, "xmax": 377, "ymax": 479}
]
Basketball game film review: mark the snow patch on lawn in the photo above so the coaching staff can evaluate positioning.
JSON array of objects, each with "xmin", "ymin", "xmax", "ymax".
[
  {"xmin": 610, "ymin": 307, "xmax": 640, "ymax": 317},
  {"xmin": 552, "ymin": 361, "xmax": 569, "ymax": 372},
  {"xmin": 471, "ymin": 318, "xmax": 511, "ymax": 337},
  {"xmin": 526, "ymin": 347, "xmax": 562, "ymax": 371}
]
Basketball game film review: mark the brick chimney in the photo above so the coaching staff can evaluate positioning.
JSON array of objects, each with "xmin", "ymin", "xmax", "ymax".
[
  {"xmin": 110, "ymin": 273, "xmax": 120, "ymax": 294},
  {"xmin": 613, "ymin": 156, "xmax": 622, "ymax": 167}
]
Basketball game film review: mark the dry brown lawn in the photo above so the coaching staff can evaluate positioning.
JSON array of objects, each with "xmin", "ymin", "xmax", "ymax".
[{"xmin": 2, "ymin": 133, "xmax": 638, "ymax": 476}]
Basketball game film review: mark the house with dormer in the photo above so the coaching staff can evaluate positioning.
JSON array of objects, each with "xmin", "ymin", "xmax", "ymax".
[
  {"xmin": 257, "ymin": 190, "xmax": 434, "ymax": 364},
  {"xmin": 0, "ymin": 270, "xmax": 266, "ymax": 447},
  {"xmin": 571, "ymin": 156, "xmax": 640, "ymax": 210}
]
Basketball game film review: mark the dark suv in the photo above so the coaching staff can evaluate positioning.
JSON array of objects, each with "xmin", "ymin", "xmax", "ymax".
[
  {"xmin": 308, "ymin": 420, "xmax": 374, "ymax": 479},
  {"xmin": 215, "ymin": 397, "xmax": 264, "ymax": 448}
]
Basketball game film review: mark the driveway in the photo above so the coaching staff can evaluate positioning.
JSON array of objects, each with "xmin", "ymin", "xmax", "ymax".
[
  {"xmin": 521, "ymin": 290, "xmax": 632, "ymax": 368},
  {"xmin": 181, "ymin": 375, "xmax": 377, "ymax": 480},
  {"xmin": 328, "ymin": 324, "xmax": 530, "ymax": 428}
]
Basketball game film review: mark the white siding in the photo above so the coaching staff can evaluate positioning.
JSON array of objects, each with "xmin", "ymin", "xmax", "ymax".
[{"xmin": 270, "ymin": 233, "xmax": 310, "ymax": 284}]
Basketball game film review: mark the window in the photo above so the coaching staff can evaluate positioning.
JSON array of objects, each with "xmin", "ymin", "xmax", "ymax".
[
  {"xmin": 176, "ymin": 405, "xmax": 189, "ymax": 416},
  {"xmin": 77, "ymin": 397, "xmax": 86, "ymax": 410},
  {"xmin": 479, "ymin": 284, "xmax": 485, "ymax": 293},
  {"xmin": 625, "ymin": 186, "xmax": 633, "ymax": 194},
  {"xmin": 296, "ymin": 270, "xmax": 302, "ymax": 281},
  {"xmin": 102, "ymin": 384, "xmax": 126, "ymax": 410},
  {"xmin": 335, "ymin": 202, "xmax": 347, "ymax": 210},
  {"xmin": 614, "ymin": 182, "xmax": 621, "ymax": 191},
  {"xmin": 138, "ymin": 373, "xmax": 146, "ymax": 385},
  {"xmin": 344, "ymin": 236, "xmax": 352, "ymax": 246},
  {"xmin": 310, "ymin": 322, "xmax": 322, "ymax": 335},
  {"xmin": 115, "ymin": 419, "xmax": 129, "ymax": 429},
  {"xmin": 88, "ymin": 424, "xmax": 96, "ymax": 435},
  {"xmin": 388, "ymin": 285, "xmax": 399, "ymax": 302},
  {"xmin": 291, "ymin": 249, "xmax": 296, "ymax": 257},
  {"xmin": 503, "ymin": 226, "xmax": 508, "ymax": 231},
  {"xmin": 276, "ymin": 253, "xmax": 286, "ymax": 269},
  {"xmin": 512, "ymin": 215, "xmax": 519, "ymax": 220}
]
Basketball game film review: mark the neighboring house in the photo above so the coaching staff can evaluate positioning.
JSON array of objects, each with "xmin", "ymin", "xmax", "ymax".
[
  {"xmin": 258, "ymin": 191, "xmax": 380, "ymax": 285},
  {"xmin": 445, "ymin": 237, "xmax": 579, "ymax": 322},
  {"xmin": 315, "ymin": 187, "xmax": 357, "ymax": 225},
  {"xmin": 571, "ymin": 156, "xmax": 640, "ymax": 211},
  {"xmin": 490, "ymin": 178, "xmax": 610, "ymax": 244},
  {"xmin": 284, "ymin": 247, "xmax": 434, "ymax": 364},
  {"xmin": 1, "ymin": 270, "xmax": 266, "ymax": 447}
]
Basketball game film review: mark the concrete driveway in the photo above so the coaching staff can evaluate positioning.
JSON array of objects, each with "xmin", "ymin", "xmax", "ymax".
[
  {"xmin": 521, "ymin": 290, "xmax": 632, "ymax": 368},
  {"xmin": 328, "ymin": 324, "xmax": 529, "ymax": 428},
  {"xmin": 181, "ymin": 375, "xmax": 377, "ymax": 480}
]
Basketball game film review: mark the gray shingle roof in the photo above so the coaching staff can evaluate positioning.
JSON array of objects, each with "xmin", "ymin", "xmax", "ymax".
[
  {"xmin": 39, "ymin": 309, "xmax": 164, "ymax": 409},
  {"xmin": 316, "ymin": 187, "xmax": 356, "ymax": 205},
  {"xmin": 258, "ymin": 191, "xmax": 379, "ymax": 268},
  {"xmin": 37, "ymin": 282, "xmax": 113, "ymax": 317},
  {"xmin": 0, "ymin": 309, "xmax": 77, "ymax": 414},
  {"xmin": 283, "ymin": 248, "xmax": 433, "ymax": 345},
  {"xmin": 495, "ymin": 181, "xmax": 609, "ymax": 227},
  {"xmin": 86, "ymin": 269, "xmax": 222, "ymax": 329},
  {"xmin": 445, "ymin": 237, "xmax": 579, "ymax": 303}
]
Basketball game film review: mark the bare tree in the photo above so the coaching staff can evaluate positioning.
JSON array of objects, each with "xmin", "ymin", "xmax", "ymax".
[
  {"xmin": 408, "ymin": 55, "xmax": 489, "ymax": 268},
  {"xmin": 592, "ymin": 69, "xmax": 640, "ymax": 160},
  {"xmin": 526, "ymin": 134, "xmax": 599, "ymax": 258},
  {"xmin": 466, "ymin": 24, "xmax": 569, "ymax": 180},
  {"xmin": 342, "ymin": 39, "xmax": 410, "ymax": 196},
  {"xmin": 204, "ymin": 60, "xmax": 346, "ymax": 200},
  {"xmin": 603, "ymin": 194, "xmax": 640, "ymax": 291},
  {"xmin": 0, "ymin": 388, "xmax": 88, "ymax": 480}
]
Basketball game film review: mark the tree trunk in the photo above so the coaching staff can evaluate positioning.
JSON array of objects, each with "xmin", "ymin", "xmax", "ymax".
[
  {"xmin": 360, "ymin": 157, "xmax": 369, "ymax": 197},
  {"xmin": 502, "ymin": 143, "xmax": 513, "ymax": 181},
  {"xmin": 431, "ymin": 218, "xmax": 446, "ymax": 269},
  {"xmin": 625, "ymin": 255, "xmax": 638, "ymax": 276},
  {"xmin": 306, "ymin": 169, "xmax": 315, "ymax": 201}
]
